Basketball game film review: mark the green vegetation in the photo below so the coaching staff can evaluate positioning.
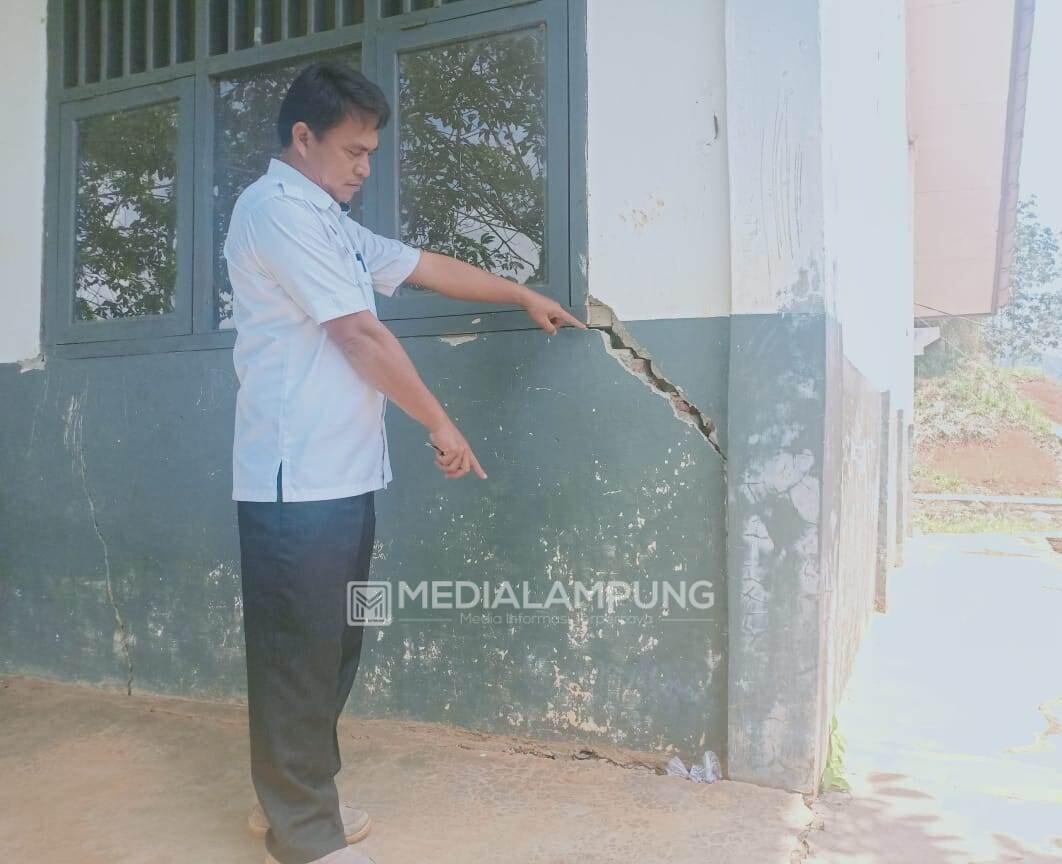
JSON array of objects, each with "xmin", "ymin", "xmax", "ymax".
[
  {"xmin": 983, "ymin": 197, "xmax": 1062, "ymax": 365},
  {"xmin": 912, "ymin": 465, "xmax": 967, "ymax": 494},
  {"xmin": 820, "ymin": 715, "xmax": 850, "ymax": 793},
  {"xmin": 914, "ymin": 360, "xmax": 1058, "ymax": 450},
  {"xmin": 914, "ymin": 508, "xmax": 1062, "ymax": 534}
]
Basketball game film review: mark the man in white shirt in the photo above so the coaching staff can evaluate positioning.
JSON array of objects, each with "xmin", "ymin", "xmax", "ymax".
[{"xmin": 225, "ymin": 62, "xmax": 584, "ymax": 864}]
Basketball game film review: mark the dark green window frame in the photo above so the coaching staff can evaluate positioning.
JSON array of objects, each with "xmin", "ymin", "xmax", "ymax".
[{"xmin": 42, "ymin": 0, "xmax": 588, "ymax": 360}]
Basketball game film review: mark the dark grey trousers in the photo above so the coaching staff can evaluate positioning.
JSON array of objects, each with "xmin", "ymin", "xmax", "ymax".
[{"xmin": 237, "ymin": 463, "xmax": 375, "ymax": 864}]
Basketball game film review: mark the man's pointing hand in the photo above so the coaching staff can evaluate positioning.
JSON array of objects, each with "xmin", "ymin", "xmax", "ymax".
[
  {"xmin": 429, "ymin": 421, "xmax": 488, "ymax": 480},
  {"xmin": 521, "ymin": 293, "xmax": 588, "ymax": 336}
]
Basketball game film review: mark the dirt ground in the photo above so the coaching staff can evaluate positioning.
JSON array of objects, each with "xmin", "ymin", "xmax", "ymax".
[
  {"xmin": 915, "ymin": 374, "xmax": 1062, "ymax": 497},
  {"xmin": 918, "ymin": 428, "xmax": 1062, "ymax": 496},
  {"xmin": 1019, "ymin": 379, "xmax": 1062, "ymax": 426}
]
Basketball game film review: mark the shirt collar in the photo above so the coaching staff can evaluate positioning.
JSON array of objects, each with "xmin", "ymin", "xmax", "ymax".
[{"xmin": 267, "ymin": 157, "xmax": 349, "ymax": 213}]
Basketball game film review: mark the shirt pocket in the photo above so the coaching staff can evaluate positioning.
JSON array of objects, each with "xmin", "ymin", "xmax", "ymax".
[
  {"xmin": 345, "ymin": 244, "xmax": 376, "ymax": 312},
  {"xmin": 323, "ymin": 218, "xmax": 368, "ymax": 302}
]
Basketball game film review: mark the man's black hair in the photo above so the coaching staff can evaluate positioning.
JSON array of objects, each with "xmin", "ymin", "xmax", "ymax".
[{"xmin": 277, "ymin": 61, "xmax": 391, "ymax": 148}]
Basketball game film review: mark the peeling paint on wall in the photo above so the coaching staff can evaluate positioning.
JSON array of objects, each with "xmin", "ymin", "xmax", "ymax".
[
  {"xmin": 620, "ymin": 195, "xmax": 665, "ymax": 232},
  {"xmin": 438, "ymin": 334, "xmax": 479, "ymax": 347},
  {"xmin": 18, "ymin": 354, "xmax": 46, "ymax": 373},
  {"xmin": 777, "ymin": 262, "xmax": 823, "ymax": 314}
]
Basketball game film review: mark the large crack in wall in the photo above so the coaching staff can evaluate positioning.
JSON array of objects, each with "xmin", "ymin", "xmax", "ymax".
[
  {"xmin": 66, "ymin": 386, "xmax": 135, "ymax": 695},
  {"xmin": 587, "ymin": 296, "xmax": 725, "ymax": 461}
]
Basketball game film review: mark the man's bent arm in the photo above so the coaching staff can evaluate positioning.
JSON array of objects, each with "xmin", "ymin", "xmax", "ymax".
[{"xmin": 323, "ymin": 310, "xmax": 487, "ymax": 479}]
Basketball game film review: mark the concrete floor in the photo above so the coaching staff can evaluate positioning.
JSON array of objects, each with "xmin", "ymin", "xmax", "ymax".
[
  {"xmin": 11, "ymin": 533, "xmax": 1056, "ymax": 863},
  {"xmin": 806, "ymin": 532, "xmax": 1062, "ymax": 864},
  {"xmin": 0, "ymin": 675, "xmax": 809, "ymax": 864}
]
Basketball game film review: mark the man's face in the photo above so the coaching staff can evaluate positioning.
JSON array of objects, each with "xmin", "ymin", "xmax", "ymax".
[{"xmin": 288, "ymin": 112, "xmax": 379, "ymax": 204}]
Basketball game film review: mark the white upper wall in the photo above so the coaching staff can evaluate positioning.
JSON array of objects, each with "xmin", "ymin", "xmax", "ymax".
[
  {"xmin": 586, "ymin": 0, "xmax": 731, "ymax": 321},
  {"xmin": 820, "ymin": 0, "xmax": 914, "ymax": 411},
  {"xmin": 724, "ymin": 0, "xmax": 914, "ymax": 407},
  {"xmin": 724, "ymin": 0, "xmax": 828, "ymax": 316},
  {"xmin": 0, "ymin": 0, "xmax": 47, "ymax": 364}
]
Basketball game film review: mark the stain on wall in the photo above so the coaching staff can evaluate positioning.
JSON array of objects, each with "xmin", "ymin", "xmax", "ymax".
[
  {"xmin": 0, "ymin": 353, "xmax": 244, "ymax": 697},
  {"xmin": 725, "ymin": 313, "xmax": 829, "ymax": 791}
]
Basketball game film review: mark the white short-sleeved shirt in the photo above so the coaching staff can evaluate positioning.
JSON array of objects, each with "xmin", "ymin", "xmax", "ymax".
[{"xmin": 224, "ymin": 157, "xmax": 420, "ymax": 502}]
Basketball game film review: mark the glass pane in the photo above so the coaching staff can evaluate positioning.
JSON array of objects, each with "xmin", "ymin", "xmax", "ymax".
[
  {"xmin": 398, "ymin": 26, "xmax": 547, "ymax": 291},
  {"xmin": 213, "ymin": 50, "xmax": 361, "ymax": 329},
  {"xmin": 74, "ymin": 99, "xmax": 180, "ymax": 321}
]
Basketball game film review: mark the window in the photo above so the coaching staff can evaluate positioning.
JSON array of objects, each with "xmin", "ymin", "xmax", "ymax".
[
  {"xmin": 44, "ymin": 0, "xmax": 585, "ymax": 358},
  {"xmin": 401, "ymin": 29, "xmax": 548, "ymax": 288}
]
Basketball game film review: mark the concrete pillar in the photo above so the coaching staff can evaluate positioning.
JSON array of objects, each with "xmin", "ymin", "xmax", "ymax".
[
  {"xmin": 723, "ymin": 0, "xmax": 835, "ymax": 793},
  {"xmin": 723, "ymin": 0, "xmax": 910, "ymax": 792}
]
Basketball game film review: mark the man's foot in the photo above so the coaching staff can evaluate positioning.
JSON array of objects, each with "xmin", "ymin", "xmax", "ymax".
[
  {"xmin": 265, "ymin": 847, "xmax": 376, "ymax": 864},
  {"xmin": 248, "ymin": 800, "xmax": 372, "ymax": 844}
]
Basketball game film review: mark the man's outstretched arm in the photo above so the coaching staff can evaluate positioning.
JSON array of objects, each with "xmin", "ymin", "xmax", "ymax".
[{"xmin": 407, "ymin": 250, "xmax": 587, "ymax": 335}]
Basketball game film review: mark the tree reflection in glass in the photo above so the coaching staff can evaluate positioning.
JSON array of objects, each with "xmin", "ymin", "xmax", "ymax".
[
  {"xmin": 398, "ymin": 27, "xmax": 547, "ymax": 292},
  {"xmin": 74, "ymin": 101, "xmax": 179, "ymax": 321}
]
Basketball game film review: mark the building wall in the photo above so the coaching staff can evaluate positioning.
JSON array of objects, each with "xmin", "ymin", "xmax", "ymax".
[
  {"xmin": 723, "ymin": 0, "xmax": 832, "ymax": 792},
  {"xmin": 0, "ymin": 334, "xmax": 729, "ymax": 756},
  {"xmin": 0, "ymin": 0, "xmax": 915, "ymax": 792},
  {"xmin": 822, "ymin": 0, "xmax": 914, "ymax": 418},
  {"xmin": 820, "ymin": 0, "xmax": 913, "ymax": 713},
  {"xmin": 587, "ymin": 0, "xmax": 730, "ymax": 322},
  {"xmin": 725, "ymin": 1, "xmax": 826, "ymax": 317},
  {"xmin": 585, "ymin": 0, "xmax": 732, "ymax": 450},
  {"xmin": 724, "ymin": 0, "xmax": 912, "ymax": 791},
  {"xmin": 0, "ymin": 0, "xmax": 730, "ymax": 764},
  {"xmin": 0, "ymin": 0, "xmax": 46, "ymax": 366}
]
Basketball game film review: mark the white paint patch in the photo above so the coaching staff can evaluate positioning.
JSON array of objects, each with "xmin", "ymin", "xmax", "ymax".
[
  {"xmin": 545, "ymin": 664, "xmax": 611, "ymax": 735},
  {"xmin": 438, "ymin": 334, "xmax": 479, "ymax": 347},
  {"xmin": 63, "ymin": 390, "xmax": 86, "ymax": 472},
  {"xmin": 19, "ymin": 354, "xmax": 45, "ymax": 373}
]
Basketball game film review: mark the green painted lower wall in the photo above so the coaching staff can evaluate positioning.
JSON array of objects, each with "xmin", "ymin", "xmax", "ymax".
[
  {"xmin": 724, "ymin": 312, "xmax": 887, "ymax": 792},
  {"xmin": 725, "ymin": 313, "xmax": 830, "ymax": 790},
  {"xmin": 0, "ymin": 310, "xmax": 890, "ymax": 786},
  {"xmin": 0, "ymin": 320, "xmax": 729, "ymax": 760}
]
